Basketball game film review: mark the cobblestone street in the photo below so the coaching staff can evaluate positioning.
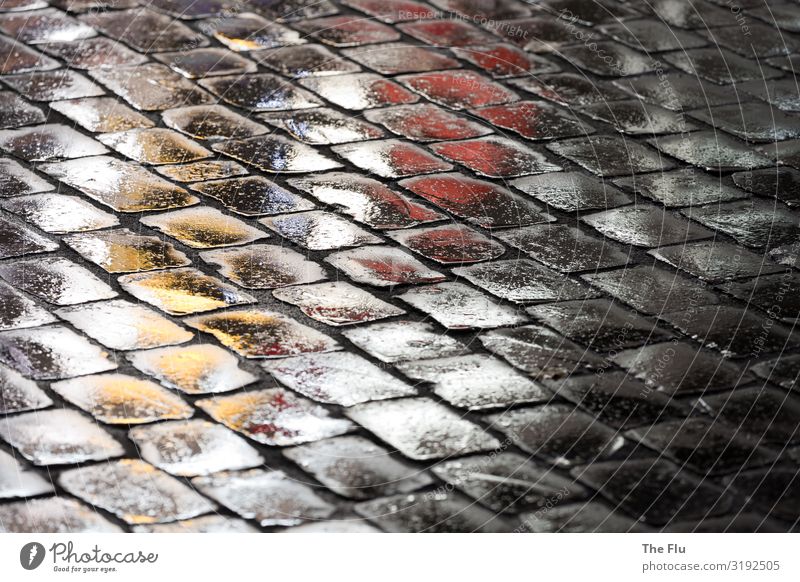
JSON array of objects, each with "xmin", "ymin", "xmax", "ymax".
[{"xmin": 1, "ymin": 0, "xmax": 799, "ymax": 533}]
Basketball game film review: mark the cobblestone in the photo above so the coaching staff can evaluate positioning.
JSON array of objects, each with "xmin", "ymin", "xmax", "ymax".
[{"xmin": 2, "ymin": 0, "xmax": 800, "ymax": 534}]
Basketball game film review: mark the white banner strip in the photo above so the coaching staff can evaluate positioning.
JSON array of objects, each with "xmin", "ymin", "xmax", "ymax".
[{"xmin": 0, "ymin": 533, "xmax": 797, "ymax": 581}]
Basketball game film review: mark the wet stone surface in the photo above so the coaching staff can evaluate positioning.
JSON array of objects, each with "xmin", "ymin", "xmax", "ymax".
[{"xmin": 2, "ymin": 0, "xmax": 800, "ymax": 533}]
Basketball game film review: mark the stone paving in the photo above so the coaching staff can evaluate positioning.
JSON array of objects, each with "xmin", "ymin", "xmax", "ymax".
[{"xmin": 0, "ymin": 0, "xmax": 799, "ymax": 533}]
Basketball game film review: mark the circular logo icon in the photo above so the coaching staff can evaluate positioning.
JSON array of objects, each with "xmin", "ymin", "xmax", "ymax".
[{"xmin": 20, "ymin": 542, "xmax": 46, "ymax": 570}]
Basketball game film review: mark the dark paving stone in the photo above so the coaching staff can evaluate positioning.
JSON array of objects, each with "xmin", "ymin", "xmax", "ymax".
[
  {"xmin": 0, "ymin": 8, "xmax": 94, "ymax": 44},
  {"xmin": 0, "ymin": 497, "xmax": 121, "ymax": 533},
  {"xmin": 355, "ymin": 491, "xmax": 512, "ymax": 532},
  {"xmin": 545, "ymin": 371, "xmax": 690, "ymax": 430},
  {"xmin": 347, "ymin": 397, "xmax": 500, "ymax": 460},
  {"xmin": 399, "ymin": 172, "xmax": 554, "ymax": 229},
  {"xmin": 580, "ymin": 100, "xmax": 697, "ymax": 135},
  {"xmin": 662, "ymin": 48, "xmax": 782, "ymax": 84},
  {"xmin": 89, "ymin": 64, "xmax": 214, "ymax": 111},
  {"xmin": 264, "ymin": 351, "xmax": 412, "ymax": 404},
  {"xmin": 614, "ymin": 342, "xmax": 748, "ymax": 396},
  {"xmin": 0, "ymin": 92, "xmax": 45, "ymax": 128},
  {"xmin": 480, "ymin": 324, "xmax": 607, "ymax": 380},
  {"xmin": 454, "ymin": 258, "xmax": 597, "ymax": 304},
  {"xmin": 199, "ymin": 73, "xmax": 322, "ymax": 112},
  {"xmin": 365, "ymin": 103, "xmax": 491, "ymax": 142},
  {"xmin": 548, "ymin": 135, "xmax": 673, "ymax": 177},
  {"xmin": 487, "ymin": 404, "xmax": 626, "ymax": 467},
  {"xmin": 212, "ymin": 134, "xmax": 342, "ymax": 173},
  {"xmin": 583, "ymin": 205, "xmax": 713, "ymax": 247},
  {"xmin": 528, "ymin": 298, "xmax": 672, "ymax": 351},
  {"xmin": 156, "ymin": 160, "xmax": 248, "ymax": 183},
  {"xmin": 740, "ymin": 78, "xmax": 800, "ymax": 112},
  {"xmin": 649, "ymin": 240, "xmax": 785, "ymax": 283},
  {"xmin": 559, "ymin": 41, "xmax": 655, "ymax": 77},
  {"xmin": 650, "ymin": 131, "xmax": 773, "ymax": 172},
  {"xmin": 190, "ymin": 175, "xmax": 314, "ymax": 216},
  {"xmin": 689, "ymin": 103, "xmax": 800, "ymax": 142},
  {"xmin": 253, "ymin": 43, "xmax": 361, "ymax": 77},
  {"xmin": 494, "ymin": 16, "xmax": 588, "ymax": 52},
  {"xmin": 700, "ymin": 23, "xmax": 800, "ymax": 58},
  {"xmin": 40, "ymin": 37, "xmax": 146, "ymax": 69},
  {"xmin": 518, "ymin": 501, "xmax": 649, "ymax": 532},
  {"xmin": 496, "ymin": 223, "xmax": 629, "ymax": 273},
  {"xmin": 261, "ymin": 108, "xmax": 384, "ymax": 145},
  {"xmin": 614, "ymin": 168, "xmax": 747, "ymax": 208},
  {"xmin": 399, "ymin": 281, "xmax": 527, "ymax": 329},
  {"xmin": 647, "ymin": 0, "xmax": 736, "ymax": 29},
  {"xmin": 751, "ymin": 355, "xmax": 800, "ymax": 393},
  {"xmin": 510, "ymin": 73, "xmax": 629, "ymax": 106},
  {"xmin": 582, "ymin": 264, "xmax": 720, "ymax": 314},
  {"xmin": 684, "ymin": 199, "xmax": 800, "ymax": 249},
  {"xmin": 432, "ymin": 452, "xmax": 586, "ymax": 514},
  {"xmin": 293, "ymin": 14, "xmax": 400, "ymax": 47},
  {"xmin": 720, "ymin": 272, "xmax": 800, "ymax": 323},
  {"xmin": 0, "ymin": 217, "xmax": 57, "ymax": 259},
  {"xmin": 537, "ymin": 0, "xmax": 639, "ymax": 24},
  {"xmin": 0, "ymin": 280, "xmax": 56, "ymax": 330},
  {"xmin": 284, "ymin": 435, "xmax": 430, "ymax": 499},
  {"xmin": 287, "ymin": 171, "xmax": 444, "ymax": 229},
  {"xmin": 599, "ymin": 18, "xmax": 706, "ymax": 52},
  {"xmin": 0, "ymin": 158, "xmax": 51, "ymax": 197},
  {"xmin": 573, "ymin": 458, "xmax": 732, "ymax": 525},
  {"xmin": 699, "ymin": 386, "xmax": 800, "ymax": 446},
  {"xmin": 254, "ymin": 0, "xmax": 338, "ymax": 22},
  {"xmin": 396, "ymin": 354, "xmax": 549, "ymax": 410},
  {"xmin": 615, "ymin": 73, "xmax": 742, "ymax": 111},
  {"xmin": 342, "ymin": 43, "xmax": 461, "ymax": 75},
  {"xmin": 661, "ymin": 514, "xmax": 786, "ymax": 533},
  {"xmin": 397, "ymin": 70, "xmax": 519, "ymax": 110},
  {"xmin": 724, "ymin": 468, "xmax": 800, "ymax": 522},
  {"xmin": 429, "ymin": 136, "xmax": 561, "ymax": 178},
  {"xmin": 388, "ymin": 224, "xmax": 505, "ymax": 264},
  {"xmin": 154, "ymin": 48, "xmax": 256, "ymax": 79},
  {"xmin": 272, "ymin": 281, "xmax": 405, "ymax": 327},
  {"xmin": 473, "ymin": 101, "xmax": 590, "ymax": 141},
  {"xmin": 0, "ymin": 363, "xmax": 52, "ymax": 415},
  {"xmin": 0, "ymin": 35, "xmax": 57, "ymax": 75},
  {"xmin": 512, "ymin": 171, "xmax": 631, "ymax": 212},
  {"xmin": 732, "ymin": 167, "xmax": 800, "ymax": 208},
  {"xmin": 80, "ymin": 8, "xmax": 208, "ymax": 52},
  {"xmin": 660, "ymin": 305, "xmax": 800, "ymax": 358},
  {"xmin": 2, "ymin": 69, "xmax": 103, "ymax": 101},
  {"xmin": 627, "ymin": 418, "xmax": 777, "ymax": 475},
  {"xmin": 163, "ymin": 105, "xmax": 268, "ymax": 141}
]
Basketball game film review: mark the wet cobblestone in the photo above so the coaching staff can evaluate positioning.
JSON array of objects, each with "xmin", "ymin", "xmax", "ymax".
[{"xmin": 1, "ymin": 0, "xmax": 799, "ymax": 534}]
